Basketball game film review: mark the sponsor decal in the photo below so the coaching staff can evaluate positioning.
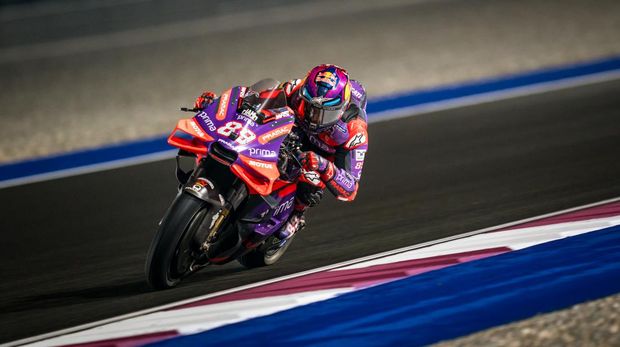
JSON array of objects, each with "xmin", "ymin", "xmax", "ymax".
[
  {"xmin": 216, "ymin": 91, "xmax": 231, "ymax": 120},
  {"xmin": 248, "ymin": 148, "xmax": 277, "ymax": 158},
  {"xmin": 248, "ymin": 160, "xmax": 274, "ymax": 170},
  {"xmin": 335, "ymin": 170, "xmax": 355, "ymax": 189},
  {"xmin": 188, "ymin": 178, "xmax": 214, "ymax": 193},
  {"xmin": 197, "ymin": 112, "xmax": 216, "ymax": 131},
  {"xmin": 355, "ymin": 149, "xmax": 366, "ymax": 161},
  {"xmin": 236, "ymin": 115, "xmax": 256, "ymax": 126},
  {"xmin": 303, "ymin": 170, "xmax": 322, "ymax": 186},
  {"xmin": 346, "ymin": 133, "xmax": 366, "ymax": 148},
  {"xmin": 328, "ymin": 179, "xmax": 349, "ymax": 197},
  {"xmin": 311, "ymin": 96, "xmax": 331, "ymax": 105},
  {"xmin": 315, "ymin": 69, "xmax": 339, "ymax": 89},
  {"xmin": 355, "ymin": 162, "xmax": 364, "ymax": 170},
  {"xmin": 189, "ymin": 183, "xmax": 203, "ymax": 193},
  {"xmin": 190, "ymin": 120, "xmax": 205, "ymax": 138},
  {"xmin": 217, "ymin": 138, "xmax": 236, "ymax": 148},
  {"xmin": 351, "ymin": 87, "xmax": 363, "ymax": 99},
  {"xmin": 241, "ymin": 108, "xmax": 259, "ymax": 122},
  {"xmin": 273, "ymin": 197, "xmax": 294, "ymax": 216},
  {"xmin": 275, "ymin": 110, "xmax": 291, "ymax": 119},
  {"xmin": 259, "ymin": 125, "xmax": 291, "ymax": 144}
]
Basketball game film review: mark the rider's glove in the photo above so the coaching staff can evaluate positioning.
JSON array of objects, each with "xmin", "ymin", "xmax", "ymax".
[
  {"xmin": 299, "ymin": 151, "xmax": 330, "ymax": 173},
  {"xmin": 299, "ymin": 151, "xmax": 335, "ymax": 187},
  {"xmin": 194, "ymin": 91, "xmax": 217, "ymax": 109},
  {"xmin": 297, "ymin": 185, "xmax": 324, "ymax": 207}
]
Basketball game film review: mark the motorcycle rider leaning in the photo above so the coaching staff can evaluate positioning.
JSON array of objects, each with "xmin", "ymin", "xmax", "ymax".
[{"xmin": 194, "ymin": 64, "xmax": 369, "ymax": 241}]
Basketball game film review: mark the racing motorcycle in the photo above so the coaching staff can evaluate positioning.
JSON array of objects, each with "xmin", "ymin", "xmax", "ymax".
[{"xmin": 145, "ymin": 79, "xmax": 305, "ymax": 289}]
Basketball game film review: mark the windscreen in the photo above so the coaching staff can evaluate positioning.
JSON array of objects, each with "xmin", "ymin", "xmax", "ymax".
[{"xmin": 242, "ymin": 78, "xmax": 287, "ymax": 112}]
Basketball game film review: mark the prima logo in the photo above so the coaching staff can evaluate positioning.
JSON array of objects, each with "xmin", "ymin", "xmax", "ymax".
[
  {"xmin": 336, "ymin": 171, "xmax": 355, "ymax": 189},
  {"xmin": 273, "ymin": 197, "xmax": 294, "ymax": 216},
  {"xmin": 198, "ymin": 112, "xmax": 216, "ymax": 131},
  {"xmin": 237, "ymin": 115, "xmax": 256, "ymax": 126},
  {"xmin": 249, "ymin": 148, "xmax": 277, "ymax": 157}
]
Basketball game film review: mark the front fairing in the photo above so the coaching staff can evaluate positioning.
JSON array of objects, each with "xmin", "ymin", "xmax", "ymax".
[{"xmin": 169, "ymin": 86, "xmax": 296, "ymax": 195}]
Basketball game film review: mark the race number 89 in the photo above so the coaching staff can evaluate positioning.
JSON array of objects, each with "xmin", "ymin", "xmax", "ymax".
[{"xmin": 217, "ymin": 121, "xmax": 256, "ymax": 145}]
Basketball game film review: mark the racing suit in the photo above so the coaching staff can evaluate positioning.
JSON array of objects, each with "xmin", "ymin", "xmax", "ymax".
[{"xmin": 280, "ymin": 78, "xmax": 369, "ymax": 212}]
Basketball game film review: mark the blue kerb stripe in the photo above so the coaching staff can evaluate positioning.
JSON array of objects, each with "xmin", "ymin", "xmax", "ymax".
[
  {"xmin": 0, "ymin": 136, "xmax": 170, "ymax": 181},
  {"xmin": 149, "ymin": 225, "xmax": 620, "ymax": 347},
  {"xmin": 367, "ymin": 55, "xmax": 620, "ymax": 114},
  {"xmin": 2, "ymin": 55, "xmax": 620, "ymax": 184}
]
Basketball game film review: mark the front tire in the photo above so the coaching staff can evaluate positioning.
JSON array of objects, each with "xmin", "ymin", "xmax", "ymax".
[
  {"xmin": 237, "ymin": 234, "xmax": 295, "ymax": 268},
  {"xmin": 145, "ymin": 193, "xmax": 206, "ymax": 289}
]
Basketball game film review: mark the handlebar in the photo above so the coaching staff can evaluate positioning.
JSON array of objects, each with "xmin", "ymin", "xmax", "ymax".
[{"xmin": 180, "ymin": 107, "xmax": 200, "ymax": 112}]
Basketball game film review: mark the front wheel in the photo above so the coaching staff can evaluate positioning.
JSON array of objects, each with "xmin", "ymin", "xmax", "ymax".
[
  {"xmin": 237, "ymin": 234, "xmax": 296, "ymax": 268},
  {"xmin": 145, "ymin": 193, "xmax": 207, "ymax": 289}
]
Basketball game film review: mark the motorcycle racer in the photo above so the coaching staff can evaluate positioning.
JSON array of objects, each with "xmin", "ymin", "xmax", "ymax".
[{"xmin": 194, "ymin": 64, "xmax": 368, "ymax": 241}]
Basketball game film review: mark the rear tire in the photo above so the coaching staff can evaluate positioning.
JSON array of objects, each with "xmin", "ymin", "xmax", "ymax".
[
  {"xmin": 145, "ymin": 193, "xmax": 206, "ymax": 289},
  {"xmin": 237, "ymin": 234, "xmax": 295, "ymax": 268}
]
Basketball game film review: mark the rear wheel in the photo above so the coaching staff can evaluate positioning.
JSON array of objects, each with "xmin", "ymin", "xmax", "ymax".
[
  {"xmin": 145, "ymin": 193, "xmax": 208, "ymax": 289},
  {"xmin": 237, "ymin": 234, "xmax": 295, "ymax": 268}
]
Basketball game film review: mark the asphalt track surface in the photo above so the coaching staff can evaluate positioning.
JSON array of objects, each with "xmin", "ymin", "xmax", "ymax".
[{"xmin": 1, "ymin": 79, "xmax": 620, "ymax": 343}]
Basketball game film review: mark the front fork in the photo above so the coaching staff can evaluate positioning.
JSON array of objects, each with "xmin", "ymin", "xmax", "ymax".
[{"xmin": 177, "ymin": 154, "xmax": 250, "ymax": 262}]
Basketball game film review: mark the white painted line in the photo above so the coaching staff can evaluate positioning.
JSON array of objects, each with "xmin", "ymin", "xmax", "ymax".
[
  {"xmin": 0, "ymin": 150, "xmax": 176, "ymax": 189},
  {"xmin": 24, "ymin": 288, "xmax": 352, "ymax": 347},
  {"xmin": 336, "ymin": 216, "xmax": 620, "ymax": 270},
  {"xmin": 8, "ymin": 196, "xmax": 620, "ymax": 347}
]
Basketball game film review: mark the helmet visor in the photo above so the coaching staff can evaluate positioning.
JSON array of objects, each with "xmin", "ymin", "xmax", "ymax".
[
  {"xmin": 304, "ymin": 102, "xmax": 343, "ymax": 127},
  {"xmin": 300, "ymin": 86, "xmax": 345, "ymax": 128}
]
